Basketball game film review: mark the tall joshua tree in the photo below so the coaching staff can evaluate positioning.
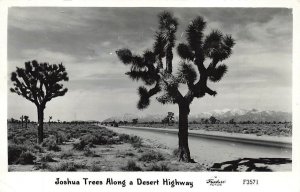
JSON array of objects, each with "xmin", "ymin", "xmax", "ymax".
[
  {"xmin": 10, "ymin": 60, "xmax": 69, "ymax": 143},
  {"xmin": 116, "ymin": 11, "xmax": 235, "ymax": 162}
]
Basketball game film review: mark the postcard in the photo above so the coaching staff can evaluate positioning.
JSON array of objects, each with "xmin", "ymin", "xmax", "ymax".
[{"xmin": 0, "ymin": 0, "xmax": 299, "ymax": 191}]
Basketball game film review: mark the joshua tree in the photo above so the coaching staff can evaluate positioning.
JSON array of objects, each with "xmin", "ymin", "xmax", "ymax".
[
  {"xmin": 116, "ymin": 11, "xmax": 235, "ymax": 162},
  {"xmin": 24, "ymin": 115, "xmax": 29, "ymax": 129},
  {"xmin": 167, "ymin": 112, "xmax": 175, "ymax": 125},
  {"xmin": 10, "ymin": 118, "xmax": 16, "ymax": 123},
  {"xmin": 229, "ymin": 118, "xmax": 236, "ymax": 124},
  {"xmin": 20, "ymin": 115, "xmax": 24, "ymax": 127},
  {"xmin": 162, "ymin": 112, "xmax": 175, "ymax": 125},
  {"xmin": 132, "ymin": 118, "xmax": 138, "ymax": 124},
  {"xmin": 49, "ymin": 116, "xmax": 52, "ymax": 126},
  {"xmin": 10, "ymin": 60, "xmax": 69, "ymax": 143},
  {"xmin": 209, "ymin": 116, "xmax": 217, "ymax": 124}
]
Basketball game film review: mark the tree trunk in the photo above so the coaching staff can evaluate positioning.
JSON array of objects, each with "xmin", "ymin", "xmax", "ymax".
[
  {"xmin": 157, "ymin": 57, "xmax": 163, "ymax": 69},
  {"xmin": 166, "ymin": 47, "xmax": 173, "ymax": 73},
  {"xmin": 21, "ymin": 116, "xmax": 23, "ymax": 128},
  {"xmin": 37, "ymin": 105, "xmax": 45, "ymax": 144},
  {"xmin": 178, "ymin": 103, "xmax": 195, "ymax": 163}
]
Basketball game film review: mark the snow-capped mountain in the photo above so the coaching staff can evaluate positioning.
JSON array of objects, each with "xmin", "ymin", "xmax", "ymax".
[
  {"xmin": 102, "ymin": 109, "xmax": 292, "ymax": 123},
  {"xmin": 189, "ymin": 109, "xmax": 291, "ymax": 122}
]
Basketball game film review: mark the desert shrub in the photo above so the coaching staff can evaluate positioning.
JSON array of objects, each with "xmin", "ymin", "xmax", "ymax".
[
  {"xmin": 60, "ymin": 150, "xmax": 74, "ymax": 159},
  {"xmin": 57, "ymin": 162, "xmax": 76, "ymax": 171},
  {"xmin": 80, "ymin": 134, "xmax": 97, "ymax": 145},
  {"xmin": 119, "ymin": 134, "xmax": 143, "ymax": 148},
  {"xmin": 50, "ymin": 162, "xmax": 87, "ymax": 171},
  {"xmin": 73, "ymin": 139, "xmax": 93, "ymax": 151},
  {"xmin": 119, "ymin": 134, "xmax": 130, "ymax": 142},
  {"xmin": 88, "ymin": 163, "xmax": 102, "ymax": 171},
  {"xmin": 35, "ymin": 162, "xmax": 51, "ymax": 170},
  {"xmin": 56, "ymin": 131, "xmax": 68, "ymax": 144},
  {"xmin": 8, "ymin": 144, "xmax": 28, "ymax": 164},
  {"xmin": 94, "ymin": 135, "xmax": 110, "ymax": 145},
  {"xmin": 8, "ymin": 132, "xmax": 14, "ymax": 140},
  {"xmin": 77, "ymin": 132, "xmax": 119, "ymax": 147},
  {"xmin": 122, "ymin": 160, "xmax": 142, "ymax": 171},
  {"xmin": 12, "ymin": 136, "xmax": 26, "ymax": 144},
  {"xmin": 125, "ymin": 152, "xmax": 135, "ymax": 157},
  {"xmin": 22, "ymin": 130, "xmax": 37, "ymax": 142},
  {"xmin": 93, "ymin": 133, "xmax": 119, "ymax": 145},
  {"xmin": 40, "ymin": 153, "xmax": 56, "ymax": 162},
  {"xmin": 59, "ymin": 162, "xmax": 86, "ymax": 171},
  {"xmin": 137, "ymin": 148, "xmax": 144, "ymax": 153},
  {"xmin": 131, "ymin": 138, "xmax": 143, "ymax": 148},
  {"xmin": 32, "ymin": 144, "xmax": 44, "ymax": 153},
  {"xmin": 69, "ymin": 130, "xmax": 81, "ymax": 139},
  {"xmin": 18, "ymin": 151, "xmax": 36, "ymax": 165},
  {"xmin": 83, "ymin": 148, "xmax": 100, "ymax": 157},
  {"xmin": 139, "ymin": 151, "xmax": 164, "ymax": 162},
  {"xmin": 95, "ymin": 128, "xmax": 117, "ymax": 137},
  {"xmin": 172, "ymin": 148, "xmax": 179, "ymax": 157},
  {"xmin": 147, "ymin": 163, "xmax": 169, "ymax": 171},
  {"xmin": 42, "ymin": 135, "xmax": 61, "ymax": 151},
  {"xmin": 80, "ymin": 129, "xmax": 88, "ymax": 134}
]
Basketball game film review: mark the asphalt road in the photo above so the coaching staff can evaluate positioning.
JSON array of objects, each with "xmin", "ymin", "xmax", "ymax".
[{"xmin": 106, "ymin": 125, "xmax": 292, "ymax": 171}]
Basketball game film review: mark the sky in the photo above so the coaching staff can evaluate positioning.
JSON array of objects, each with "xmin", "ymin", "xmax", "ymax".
[{"xmin": 7, "ymin": 7, "xmax": 292, "ymax": 121}]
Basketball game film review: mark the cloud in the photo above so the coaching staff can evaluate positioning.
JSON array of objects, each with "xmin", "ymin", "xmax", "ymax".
[
  {"xmin": 21, "ymin": 49, "xmax": 76, "ymax": 63},
  {"xmin": 7, "ymin": 7, "xmax": 293, "ymax": 121},
  {"xmin": 8, "ymin": 8, "xmax": 93, "ymax": 32}
]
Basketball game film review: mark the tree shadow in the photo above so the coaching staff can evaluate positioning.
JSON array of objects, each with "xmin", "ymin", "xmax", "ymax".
[{"xmin": 209, "ymin": 158, "xmax": 292, "ymax": 172}]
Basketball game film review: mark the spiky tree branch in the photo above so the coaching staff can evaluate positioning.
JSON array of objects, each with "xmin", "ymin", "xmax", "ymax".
[
  {"xmin": 177, "ymin": 16, "xmax": 235, "ymax": 102},
  {"xmin": 158, "ymin": 11, "xmax": 178, "ymax": 73},
  {"xmin": 117, "ymin": 12, "xmax": 179, "ymax": 109},
  {"xmin": 10, "ymin": 60, "xmax": 69, "ymax": 108}
]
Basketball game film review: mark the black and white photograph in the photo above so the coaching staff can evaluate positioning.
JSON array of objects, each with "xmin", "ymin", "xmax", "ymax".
[
  {"xmin": 1, "ymin": 1, "xmax": 300, "ymax": 192},
  {"xmin": 6, "ymin": 6, "xmax": 294, "ymax": 172}
]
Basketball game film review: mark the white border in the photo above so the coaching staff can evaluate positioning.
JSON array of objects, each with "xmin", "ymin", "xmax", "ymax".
[{"xmin": 0, "ymin": 1, "xmax": 299, "ymax": 192}]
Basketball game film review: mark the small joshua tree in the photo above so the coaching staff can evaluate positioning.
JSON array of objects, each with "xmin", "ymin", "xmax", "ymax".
[
  {"xmin": 162, "ymin": 112, "xmax": 175, "ymax": 125},
  {"xmin": 10, "ymin": 118, "xmax": 17, "ymax": 123},
  {"xmin": 49, "ymin": 116, "xmax": 52, "ymax": 126},
  {"xmin": 24, "ymin": 115, "xmax": 29, "ymax": 129},
  {"xmin": 132, "ymin": 118, "xmax": 138, "ymax": 124},
  {"xmin": 209, "ymin": 116, "xmax": 217, "ymax": 124},
  {"xmin": 10, "ymin": 60, "xmax": 69, "ymax": 143},
  {"xmin": 229, "ymin": 119, "xmax": 236, "ymax": 124},
  {"xmin": 20, "ymin": 115, "xmax": 24, "ymax": 127},
  {"xmin": 167, "ymin": 112, "xmax": 175, "ymax": 125},
  {"xmin": 117, "ymin": 11, "xmax": 235, "ymax": 162}
]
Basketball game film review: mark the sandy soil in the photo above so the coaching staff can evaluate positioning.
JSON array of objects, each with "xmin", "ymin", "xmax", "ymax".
[
  {"xmin": 8, "ymin": 123, "xmax": 291, "ymax": 172},
  {"xmin": 8, "ymin": 133, "xmax": 207, "ymax": 172}
]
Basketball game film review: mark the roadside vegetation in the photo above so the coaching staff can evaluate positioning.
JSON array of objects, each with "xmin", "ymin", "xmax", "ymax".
[
  {"xmin": 7, "ymin": 122, "xmax": 205, "ymax": 172},
  {"xmin": 105, "ymin": 121, "xmax": 292, "ymax": 137}
]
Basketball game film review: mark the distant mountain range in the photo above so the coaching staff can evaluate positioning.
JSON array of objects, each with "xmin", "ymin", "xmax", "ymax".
[{"xmin": 102, "ymin": 109, "xmax": 292, "ymax": 123}]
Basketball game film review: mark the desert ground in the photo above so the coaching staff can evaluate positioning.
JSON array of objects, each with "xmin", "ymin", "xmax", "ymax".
[
  {"xmin": 7, "ymin": 123, "xmax": 206, "ymax": 172},
  {"xmin": 8, "ymin": 122, "xmax": 292, "ymax": 172}
]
